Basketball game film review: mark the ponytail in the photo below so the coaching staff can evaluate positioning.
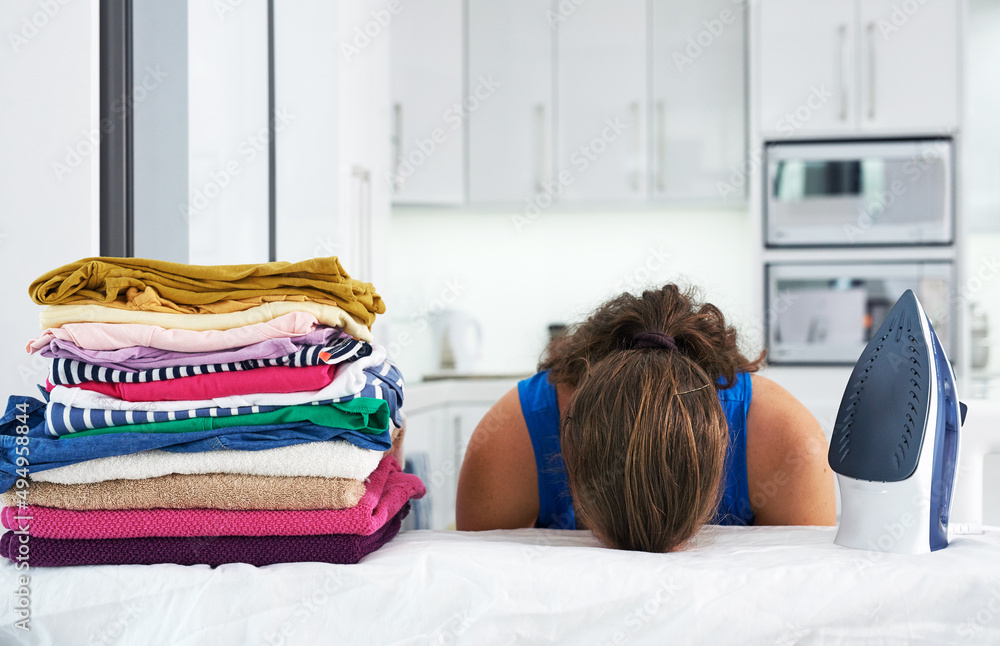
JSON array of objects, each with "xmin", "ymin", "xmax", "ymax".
[{"xmin": 540, "ymin": 284, "xmax": 764, "ymax": 390}]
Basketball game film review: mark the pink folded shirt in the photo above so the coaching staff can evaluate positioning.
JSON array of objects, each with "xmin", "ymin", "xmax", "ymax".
[
  {"xmin": 50, "ymin": 363, "xmax": 338, "ymax": 401},
  {"xmin": 3, "ymin": 456, "xmax": 424, "ymax": 539},
  {"xmin": 27, "ymin": 311, "xmax": 324, "ymax": 354}
]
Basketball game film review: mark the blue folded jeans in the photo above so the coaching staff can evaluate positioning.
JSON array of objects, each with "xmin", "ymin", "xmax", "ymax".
[{"xmin": 0, "ymin": 395, "xmax": 389, "ymax": 491}]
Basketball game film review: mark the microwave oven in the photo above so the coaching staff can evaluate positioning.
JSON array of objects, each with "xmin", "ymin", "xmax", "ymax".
[
  {"xmin": 765, "ymin": 139, "xmax": 953, "ymax": 247},
  {"xmin": 765, "ymin": 261, "xmax": 953, "ymax": 365}
]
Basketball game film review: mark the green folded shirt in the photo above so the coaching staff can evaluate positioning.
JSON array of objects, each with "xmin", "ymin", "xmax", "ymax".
[{"xmin": 59, "ymin": 397, "xmax": 389, "ymax": 438}]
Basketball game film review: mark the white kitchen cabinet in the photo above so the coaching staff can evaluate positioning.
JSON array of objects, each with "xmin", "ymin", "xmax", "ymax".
[
  {"xmin": 856, "ymin": 0, "xmax": 959, "ymax": 134},
  {"xmin": 396, "ymin": 0, "xmax": 748, "ymax": 205},
  {"xmin": 467, "ymin": 0, "xmax": 554, "ymax": 203},
  {"xmin": 402, "ymin": 398, "xmax": 494, "ymax": 531},
  {"xmin": 758, "ymin": 0, "xmax": 857, "ymax": 137},
  {"xmin": 273, "ymin": 0, "xmax": 391, "ymax": 292},
  {"xmin": 556, "ymin": 0, "xmax": 648, "ymax": 202},
  {"xmin": 757, "ymin": 0, "xmax": 959, "ymax": 138},
  {"xmin": 389, "ymin": 0, "xmax": 465, "ymax": 204},
  {"xmin": 400, "ymin": 406, "xmax": 451, "ymax": 531},
  {"xmin": 651, "ymin": 0, "xmax": 747, "ymax": 201}
]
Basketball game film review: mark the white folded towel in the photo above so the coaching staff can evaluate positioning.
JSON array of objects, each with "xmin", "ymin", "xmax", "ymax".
[{"xmin": 31, "ymin": 440, "xmax": 383, "ymax": 485}]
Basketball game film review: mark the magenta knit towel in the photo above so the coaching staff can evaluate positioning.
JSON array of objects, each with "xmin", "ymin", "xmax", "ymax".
[
  {"xmin": 1, "ymin": 456, "xmax": 424, "ymax": 539},
  {"xmin": 1, "ymin": 504, "xmax": 409, "ymax": 567}
]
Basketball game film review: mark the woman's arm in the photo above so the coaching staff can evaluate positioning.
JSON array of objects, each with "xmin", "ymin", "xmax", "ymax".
[
  {"xmin": 746, "ymin": 375, "xmax": 837, "ymax": 526},
  {"xmin": 455, "ymin": 387, "xmax": 540, "ymax": 531}
]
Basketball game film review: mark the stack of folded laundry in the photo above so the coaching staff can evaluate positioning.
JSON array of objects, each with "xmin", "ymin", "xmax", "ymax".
[{"xmin": 0, "ymin": 256, "xmax": 424, "ymax": 567}]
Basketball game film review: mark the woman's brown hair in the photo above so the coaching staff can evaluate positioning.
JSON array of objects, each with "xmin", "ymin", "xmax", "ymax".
[{"xmin": 541, "ymin": 284, "xmax": 763, "ymax": 552}]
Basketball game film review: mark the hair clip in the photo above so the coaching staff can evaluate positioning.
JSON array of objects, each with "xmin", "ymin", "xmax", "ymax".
[{"xmin": 676, "ymin": 383, "xmax": 711, "ymax": 396}]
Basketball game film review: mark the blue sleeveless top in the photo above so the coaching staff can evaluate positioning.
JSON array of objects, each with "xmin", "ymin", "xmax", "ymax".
[{"xmin": 518, "ymin": 370, "xmax": 755, "ymax": 530}]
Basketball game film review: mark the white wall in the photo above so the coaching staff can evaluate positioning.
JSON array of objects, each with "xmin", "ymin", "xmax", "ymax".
[
  {"xmin": 962, "ymin": 0, "xmax": 1000, "ymax": 379},
  {"xmin": 132, "ymin": 0, "xmax": 189, "ymax": 262},
  {"xmin": 187, "ymin": 0, "xmax": 269, "ymax": 264},
  {"xmin": 965, "ymin": 0, "xmax": 1000, "ymax": 233},
  {"xmin": 384, "ymin": 206, "xmax": 755, "ymax": 382},
  {"xmin": 0, "ymin": 0, "xmax": 100, "ymax": 398},
  {"xmin": 964, "ymin": 232, "xmax": 1000, "ymax": 376}
]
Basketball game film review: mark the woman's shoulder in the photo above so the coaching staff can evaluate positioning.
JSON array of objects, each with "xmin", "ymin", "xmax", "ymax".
[
  {"xmin": 744, "ymin": 374, "xmax": 836, "ymax": 525},
  {"xmin": 455, "ymin": 384, "xmax": 541, "ymax": 530},
  {"xmin": 746, "ymin": 374, "xmax": 821, "ymax": 449}
]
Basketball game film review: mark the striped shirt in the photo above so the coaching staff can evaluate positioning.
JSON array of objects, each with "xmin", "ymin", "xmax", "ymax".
[
  {"xmin": 46, "ymin": 360, "xmax": 404, "ymax": 436},
  {"xmin": 48, "ymin": 338, "xmax": 371, "ymax": 386}
]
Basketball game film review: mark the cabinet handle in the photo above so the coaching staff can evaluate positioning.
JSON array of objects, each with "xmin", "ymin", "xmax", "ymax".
[
  {"xmin": 838, "ymin": 24, "xmax": 849, "ymax": 121},
  {"xmin": 535, "ymin": 103, "xmax": 551, "ymax": 192},
  {"xmin": 351, "ymin": 166, "xmax": 372, "ymax": 280},
  {"xmin": 867, "ymin": 21, "xmax": 876, "ymax": 120},
  {"xmin": 392, "ymin": 102, "xmax": 403, "ymax": 193},
  {"xmin": 656, "ymin": 100, "xmax": 666, "ymax": 193},
  {"xmin": 453, "ymin": 414, "xmax": 463, "ymax": 476},
  {"xmin": 631, "ymin": 101, "xmax": 644, "ymax": 193}
]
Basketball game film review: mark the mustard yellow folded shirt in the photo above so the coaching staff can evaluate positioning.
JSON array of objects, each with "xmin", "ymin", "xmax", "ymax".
[
  {"xmin": 29, "ymin": 256, "xmax": 384, "ymax": 328},
  {"xmin": 70, "ymin": 287, "xmax": 356, "ymax": 315}
]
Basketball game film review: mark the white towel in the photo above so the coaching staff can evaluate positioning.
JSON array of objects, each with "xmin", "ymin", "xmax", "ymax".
[
  {"xmin": 48, "ymin": 347, "xmax": 386, "ymax": 412},
  {"xmin": 31, "ymin": 441, "xmax": 383, "ymax": 485}
]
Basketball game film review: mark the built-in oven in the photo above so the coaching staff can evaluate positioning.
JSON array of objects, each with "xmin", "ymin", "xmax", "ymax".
[
  {"xmin": 765, "ymin": 261, "xmax": 953, "ymax": 365},
  {"xmin": 765, "ymin": 139, "xmax": 953, "ymax": 247}
]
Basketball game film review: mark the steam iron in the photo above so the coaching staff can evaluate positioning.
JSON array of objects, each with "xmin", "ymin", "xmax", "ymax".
[{"xmin": 829, "ymin": 290, "xmax": 965, "ymax": 554}]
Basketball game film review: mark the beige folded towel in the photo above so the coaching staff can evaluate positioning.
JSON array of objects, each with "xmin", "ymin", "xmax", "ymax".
[{"xmin": 1, "ymin": 473, "xmax": 366, "ymax": 511}]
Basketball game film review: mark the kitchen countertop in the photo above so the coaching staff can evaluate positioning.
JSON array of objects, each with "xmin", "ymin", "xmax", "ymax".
[
  {"xmin": 407, "ymin": 375, "xmax": 524, "ymax": 413},
  {"xmin": 421, "ymin": 371, "xmax": 533, "ymax": 382}
]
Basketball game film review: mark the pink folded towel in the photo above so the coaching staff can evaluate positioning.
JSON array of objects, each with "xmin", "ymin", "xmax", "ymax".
[
  {"xmin": 54, "ymin": 363, "xmax": 337, "ymax": 402},
  {"xmin": 2, "ymin": 456, "xmax": 424, "ymax": 539}
]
